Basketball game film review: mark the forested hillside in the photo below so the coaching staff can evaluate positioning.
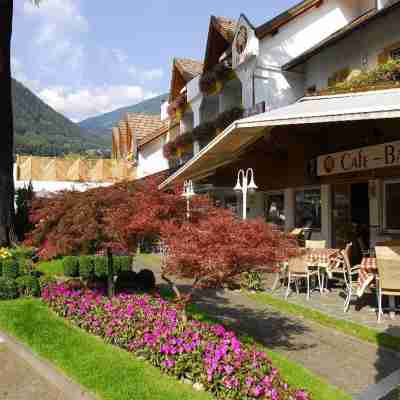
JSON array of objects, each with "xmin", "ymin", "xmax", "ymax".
[
  {"xmin": 79, "ymin": 93, "xmax": 168, "ymax": 137},
  {"xmin": 12, "ymin": 79, "xmax": 110, "ymax": 157}
]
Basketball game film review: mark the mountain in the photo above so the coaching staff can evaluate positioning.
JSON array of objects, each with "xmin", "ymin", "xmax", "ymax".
[
  {"xmin": 79, "ymin": 93, "xmax": 168, "ymax": 137},
  {"xmin": 12, "ymin": 79, "xmax": 110, "ymax": 157}
]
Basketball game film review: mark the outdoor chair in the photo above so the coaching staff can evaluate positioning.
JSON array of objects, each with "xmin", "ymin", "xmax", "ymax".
[
  {"xmin": 305, "ymin": 240, "xmax": 326, "ymax": 249},
  {"xmin": 285, "ymin": 254, "xmax": 322, "ymax": 300},
  {"xmin": 375, "ymin": 246, "xmax": 400, "ymax": 322},
  {"xmin": 342, "ymin": 243, "xmax": 361, "ymax": 312}
]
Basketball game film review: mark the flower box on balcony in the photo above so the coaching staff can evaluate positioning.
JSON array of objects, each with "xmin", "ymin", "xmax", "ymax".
[
  {"xmin": 309, "ymin": 60, "xmax": 400, "ymax": 97},
  {"xmin": 199, "ymin": 62, "xmax": 236, "ymax": 95}
]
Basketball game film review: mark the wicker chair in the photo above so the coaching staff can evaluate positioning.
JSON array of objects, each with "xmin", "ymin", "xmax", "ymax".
[
  {"xmin": 342, "ymin": 243, "xmax": 361, "ymax": 312},
  {"xmin": 285, "ymin": 254, "xmax": 322, "ymax": 300},
  {"xmin": 375, "ymin": 246, "xmax": 400, "ymax": 322},
  {"xmin": 305, "ymin": 240, "xmax": 326, "ymax": 249}
]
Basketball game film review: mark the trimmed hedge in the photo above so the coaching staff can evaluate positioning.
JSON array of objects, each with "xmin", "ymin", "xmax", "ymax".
[
  {"xmin": 113, "ymin": 256, "xmax": 132, "ymax": 273},
  {"xmin": 94, "ymin": 256, "xmax": 108, "ymax": 278},
  {"xmin": 79, "ymin": 256, "xmax": 95, "ymax": 279},
  {"xmin": 63, "ymin": 256, "xmax": 80, "ymax": 277},
  {"xmin": 0, "ymin": 277, "xmax": 18, "ymax": 300},
  {"xmin": 62, "ymin": 255, "xmax": 133, "ymax": 279}
]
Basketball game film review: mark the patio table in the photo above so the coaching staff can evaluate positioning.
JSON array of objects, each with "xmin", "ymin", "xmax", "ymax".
[
  {"xmin": 272, "ymin": 248, "xmax": 341, "ymax": 291},
  {"xmin": 357, "ymin": 257, "xmax": 377, "ymax": 298},
  {"xmin": 357, "ymin": 257, "xmax": 398, "ymax": 318}
]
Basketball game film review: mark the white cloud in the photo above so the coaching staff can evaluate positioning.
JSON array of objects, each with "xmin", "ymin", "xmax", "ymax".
[
  {"xmin": 23, "ymin": 0, "xmax": 88, "ymax": 32},
  {"xmin": 38, "ymin": 85, "xmax": 159, "ymax": 121},
  {"xmin": 11, "ymin": 56, "xmax": 41, "ymax": 92},
  {"xmin": 23, "ymin": 0, "xmax": 87, "ymax": 75}
]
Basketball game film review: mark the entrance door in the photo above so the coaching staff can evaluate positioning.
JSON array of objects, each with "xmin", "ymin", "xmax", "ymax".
[
  {"xmin": 332, "ymin": 183, "xmax": 370, "ymax": 253},
  {"xmin": 332, "ymin": 184, "xmax": 351, "ymax": 249}
]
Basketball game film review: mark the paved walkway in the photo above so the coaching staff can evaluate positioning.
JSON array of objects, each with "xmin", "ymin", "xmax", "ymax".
[
  {"xmin": 136, "ymin": 258, "xmax": 400, "ymax": 397},
  {"xmin": 0, "ymin": 333, "xmax": 94, "ymax": 400}
]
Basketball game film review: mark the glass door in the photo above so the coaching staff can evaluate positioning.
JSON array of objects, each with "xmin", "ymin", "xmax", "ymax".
[{"xmin": 332, "ymin": 184, "xmax": 352, "ymax": 249}]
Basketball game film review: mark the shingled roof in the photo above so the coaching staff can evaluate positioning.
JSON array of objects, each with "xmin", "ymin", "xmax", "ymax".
[
  {"xmin": 126, "ymin": 113, "xmax": 165, "ymax": 142},
  {"xmin": 170, "ymin": 58, "xmax": 203, "ymax": 100},
  {"xmin": 214, "ymin": 16, "xmax": 237, "ymax": 42},
  {"xmin": 174, "ymin": 58, "xmax": 203, "ymax": 82},
  {"xmin": 138, "ymin": 119, "xmax": 170, "ymax": 147},
  {"xmin": 203, "ymin": 16, "xmax": 237, "ymax": 70}
]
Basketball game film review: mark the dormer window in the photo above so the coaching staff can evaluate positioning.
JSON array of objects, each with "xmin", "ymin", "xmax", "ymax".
[{"xmin": 390, "ymin": 47, "xmax": 400, "ymax": 61}]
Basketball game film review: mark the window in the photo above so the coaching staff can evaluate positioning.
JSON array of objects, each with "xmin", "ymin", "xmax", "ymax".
[
  {"xmin": 383, "ymin": 180, "xmax": 400, "ymax": 232},
  {"xmin": 265, "ymin": 193, "xmax": 285, "ymax": 228},
  {"xmin": 390, "ymin": 48, "xmax": 400, "ymax": 61},
  {"xmin": 295, "ymin": 188, "xmax": 321, "ymax": 230}
]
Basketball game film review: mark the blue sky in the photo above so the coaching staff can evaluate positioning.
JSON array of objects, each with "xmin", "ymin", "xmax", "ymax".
[{"xmin": 12, "ymin": 0, "xmax": 299, "ymax": 122}]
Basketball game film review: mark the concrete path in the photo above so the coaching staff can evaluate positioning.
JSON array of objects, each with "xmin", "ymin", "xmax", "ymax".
[
  {"xmin": 137, "ymin": 258, "xmax": 400, "ymax": 397},
  {"xmin": 0, "ymin": 332, "xmax": 95, "ymax": 400}
]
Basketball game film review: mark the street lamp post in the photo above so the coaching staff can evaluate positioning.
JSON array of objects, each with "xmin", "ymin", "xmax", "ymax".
[
  {"xmin": 234, "ymin": 168, "xmax": 258, "ymax": 220},
  {"xmin": 182, "ymin": 180, "xmax": 195, "ymax": 219}
]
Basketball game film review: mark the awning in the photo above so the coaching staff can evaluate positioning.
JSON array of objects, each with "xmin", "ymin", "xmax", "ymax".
[{"xmin": 159, "ymin": 88, "xmax": 400, "ymax": 189}]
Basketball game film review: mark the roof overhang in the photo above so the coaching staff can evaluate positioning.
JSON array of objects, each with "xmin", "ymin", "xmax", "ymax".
[{"xmin": 159, "ymin": 89, "xmax": 400, "ymax": 189}]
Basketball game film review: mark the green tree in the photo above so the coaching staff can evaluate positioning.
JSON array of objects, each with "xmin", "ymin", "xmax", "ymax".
[{"xmin": 0, "ymin": 0, "xmax": 40, "ymax": 245}]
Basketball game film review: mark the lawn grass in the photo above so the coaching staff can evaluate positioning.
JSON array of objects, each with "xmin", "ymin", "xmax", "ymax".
[
  {"xmin": 248, "ymin": 292, "xmax": 400, "ymax": 353},
  {"xmin": 0, "ymin": 299, "xmax": 211, "ymax": 400},
  {"xmin": 157, "ymin": 288, "xmax": 351, "ymax": 400},
  {"xmin": 36, "ymin": 259, "xmax": 64, "ymax": 277}
]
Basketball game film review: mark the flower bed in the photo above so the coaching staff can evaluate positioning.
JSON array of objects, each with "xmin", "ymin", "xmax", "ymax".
[{"xmin": 43, "ymin": 283, "xmax": 309, "ymax": 400}]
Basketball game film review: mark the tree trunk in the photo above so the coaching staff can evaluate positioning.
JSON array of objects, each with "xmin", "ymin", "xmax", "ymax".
[{"xmin": 0, "ymin": 0, "xmax": 15, "ymax": 247}]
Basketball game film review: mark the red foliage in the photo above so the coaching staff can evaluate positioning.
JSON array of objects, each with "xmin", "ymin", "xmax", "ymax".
[
  {"xmin": 161, "ymin": 208, "xmax": 297, "ymax": 288},
  {"xmin": 26, "ymin": 175, "xmax": 297, "ymax": 289}
]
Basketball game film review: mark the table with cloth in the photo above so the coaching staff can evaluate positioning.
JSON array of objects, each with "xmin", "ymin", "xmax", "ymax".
[
  {"xmin": 272, "ymin": 248, "xmax": 342, "ymax": 291},
  {"xmin": 357, "ymin": 257, "xmax": 377, "ymax": 298}
]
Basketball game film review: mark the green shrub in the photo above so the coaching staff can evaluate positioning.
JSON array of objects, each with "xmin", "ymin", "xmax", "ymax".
[
  {"xmin": 94, "ymin": 256, "xmax": 108, "ymax": 278},
  {"xmin": 63, "ymin": 256, "xmax": 79, "ymax": 277},
  {"xmin": 16, "ymin": 275, "xmax": 40, "ymax": 297},
  {"xmin": 0, "ymin": 260, "xmax": 2, "ymax": 276},
  {"xmin": 0, "ymin": 278, "xmax": 18, "ymax": 300},
  {"xmin": 113, "ymin": 256, "xmax": 132, "ymax": 273},
  {"xmin": 79, "ymin": 256, "xmax": 95, "ymax": 279},
  {"xmin": 119, "ymin": 256, "xmax": 132, "ymax": 272},
  {"xmin": 38, "ymin": 275, "xmax": 57, "ymax": 291},
  {"xmin": 2, "ymin": 259, "xmax": 19, "ymax": 280}
]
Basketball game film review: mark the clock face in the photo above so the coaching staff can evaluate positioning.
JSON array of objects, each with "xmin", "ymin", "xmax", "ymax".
[{"xmin": 235, "ymin": 25, "xmax": 248, "ymax": 55}]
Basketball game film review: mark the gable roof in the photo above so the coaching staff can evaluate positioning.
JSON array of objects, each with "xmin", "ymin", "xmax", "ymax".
[
  {"xmin": 203, "ymin": 16, "xmax": 237, "ymax": 71},
  {"xmin": 170, "ymin": 58, "xmax": 203, "ymax": 100},
  {"xmin": 174, "ymin": 58, "xmax": 203, "ymax": 82},
  {"xmin": 283, "ymin": 1, "xmax": 400, "ymax": 70},
  {"xmin": 126, "ymin": 113, "xmax": 165, "ymax": 142},
  {"xmin": 255, "ymin": 0, "xmax": 322, "ymax": 39},
  {"xmin": 214, "ymin": 16, "xmax": 237, "ymax": 42},
  {"xmin": 138, "ymin": 119, "xmax": 170, "ymax": 147}
]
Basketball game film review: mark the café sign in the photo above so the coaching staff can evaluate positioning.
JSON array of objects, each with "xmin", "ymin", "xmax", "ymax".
[{"xmin": 317, "ymin": 140, "xmax": 400, "ymax": 176}]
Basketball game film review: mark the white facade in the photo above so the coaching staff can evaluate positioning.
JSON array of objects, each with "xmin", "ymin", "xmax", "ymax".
[
  {"xmin": 304, "ymin": 6, "xmax": 400, "ymax": 90},
  {"xmin": 181, "ymin": 0, "xmax": 376, "ymax": 140},
  {"xmin": 137, "ymin": 135, "xmax": 169, "ymax": 179}
]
